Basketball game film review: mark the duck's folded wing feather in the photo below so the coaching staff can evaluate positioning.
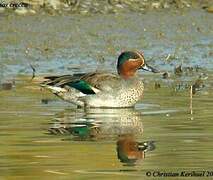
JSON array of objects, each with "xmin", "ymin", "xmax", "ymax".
[
  {"xmin": 80, "ymin": 72, "xmax": 120, "ymax": 91},
  {"xmin": 41, "ymin": 72, "xmax": 120, "ymax": 95},
  {"xmin": 42, "ymin": 73, "xmax": 86, "ymax": 86}
]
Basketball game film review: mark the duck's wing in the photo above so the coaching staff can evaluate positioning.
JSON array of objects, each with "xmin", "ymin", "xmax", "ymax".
[
  {"xmin": 41, "ymin": 72, "xmax": 120, "ymax": 95},
  {"xmin": 80, "ymin": 72, "xmax": 120, "ymax": 91},
  {"xmin": 42, "ymin": 73, "xmax": 86, "ymax": 86}
]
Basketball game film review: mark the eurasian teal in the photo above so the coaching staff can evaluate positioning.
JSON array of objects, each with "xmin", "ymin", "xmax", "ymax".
[{"xmin": 41, "ymin": 51, "xmax": 158, "ymax": 108}]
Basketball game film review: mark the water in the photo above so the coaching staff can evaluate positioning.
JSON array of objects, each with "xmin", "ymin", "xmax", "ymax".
[
  {"xmin": 0, "ymin": 72, "xmax": 212, "ymax": 179},
  {"xmin": 0, "ymin": 9, "xmax": 213, "ymax": 179}
]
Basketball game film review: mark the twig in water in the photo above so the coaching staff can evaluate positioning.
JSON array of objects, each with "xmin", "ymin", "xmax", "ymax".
[
  {"xmin": 190, "ymin": 85, "xmax": 193, "ymax": 115},
  {"xmin": 30, "ymin": 64, "xmax": 36, "ymax": 80}
]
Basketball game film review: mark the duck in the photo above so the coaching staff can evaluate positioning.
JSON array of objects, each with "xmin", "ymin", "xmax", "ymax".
[{"xmin": 41, "ymin": 51, "xmax": 158, "ymax": 108}]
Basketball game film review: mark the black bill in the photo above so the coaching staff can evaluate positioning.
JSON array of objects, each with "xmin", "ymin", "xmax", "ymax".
[{"xmin": 140, "ymin": 64, "xmax": 159, "ymax": 73}]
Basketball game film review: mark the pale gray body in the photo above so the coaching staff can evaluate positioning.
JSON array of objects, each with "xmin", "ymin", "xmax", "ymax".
[{"xmin": 42, "ymin": 72, "xmax": 144, "ymax": 108}]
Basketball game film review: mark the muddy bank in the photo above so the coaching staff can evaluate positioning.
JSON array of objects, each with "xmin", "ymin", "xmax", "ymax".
[
  {"xmin": 0, "ymin": 0, "xmax": 213, "ymax": 15},
  {"xmin": 0, "ymin": 8, "xmax": 212, "ymax": 83}
]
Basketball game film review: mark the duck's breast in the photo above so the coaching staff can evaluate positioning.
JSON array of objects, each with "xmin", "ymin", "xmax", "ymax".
[{"xmin": 84, "ymin": 79, "xmax": 144, "ymax": 108}]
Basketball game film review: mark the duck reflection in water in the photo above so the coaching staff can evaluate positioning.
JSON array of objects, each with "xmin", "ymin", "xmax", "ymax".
[
  {"xmin": 116, "ymin": 134, "xmax": 155, "ymax": 166},
  {"xmin": 48, "ymin": 108, "xmax": 155, "ymax": 164},
  {"xmin": 48, "ymin": 119, "xmax": 102, "ymax": 140},
  {"xmin": 48, "ymin": 108, "xmax": 144, "ymax": 141}
]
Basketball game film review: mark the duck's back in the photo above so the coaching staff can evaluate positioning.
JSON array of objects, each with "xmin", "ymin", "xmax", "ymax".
[
  {"xmin": 43, "ymin": 72, "xmax": 121, "ymax": 92},
  {"xmin": 80, "ymin": 72, "xmax": 121, "ymax": 92}
]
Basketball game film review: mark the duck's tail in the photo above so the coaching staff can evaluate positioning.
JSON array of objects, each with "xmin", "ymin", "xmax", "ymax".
[{"xmin": 41, "ymin": 83, "xmax": 86, "ymax": 107}]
